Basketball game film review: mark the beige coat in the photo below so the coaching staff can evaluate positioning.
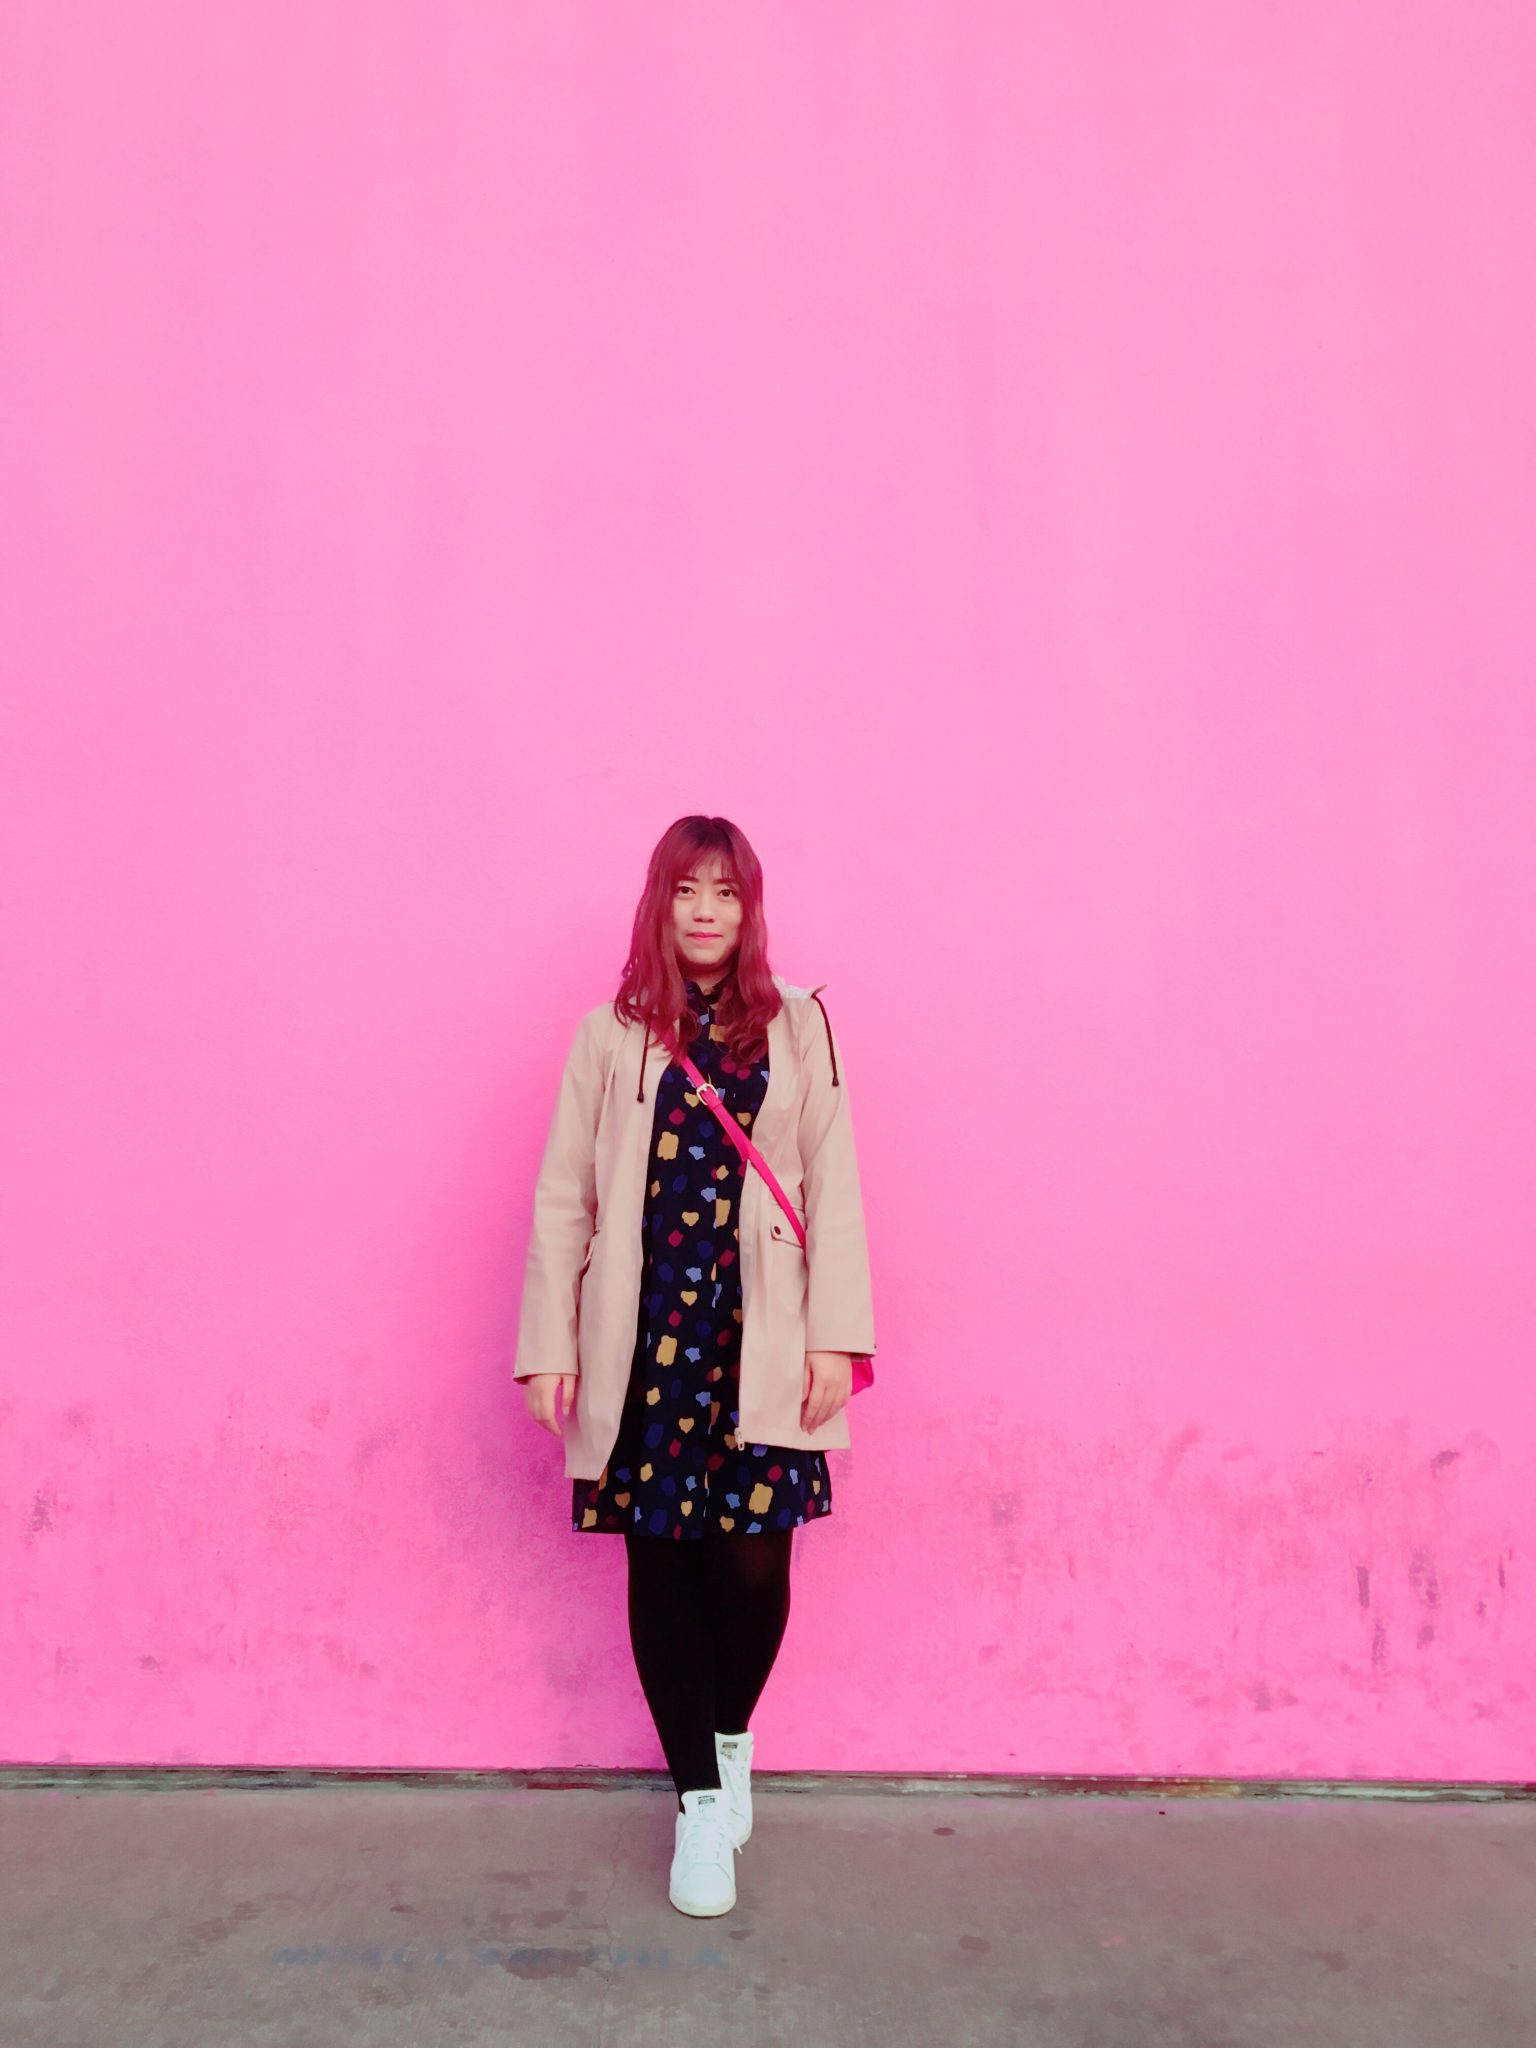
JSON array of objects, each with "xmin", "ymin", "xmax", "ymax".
[{"xmin": 513, "ymin": 974, "xmax": 876, "ymax": 1479}]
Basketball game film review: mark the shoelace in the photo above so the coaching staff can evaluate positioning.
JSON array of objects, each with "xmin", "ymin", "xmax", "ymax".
[{"xmin": 678, "ymin": 1809, "xmax": 734, "ymax": 1872}]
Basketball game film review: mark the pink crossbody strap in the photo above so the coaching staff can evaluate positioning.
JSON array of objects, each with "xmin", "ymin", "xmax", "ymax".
[{"xmin": 668, "ymin": 1039, "xmax": 874, "ymax": 1396}]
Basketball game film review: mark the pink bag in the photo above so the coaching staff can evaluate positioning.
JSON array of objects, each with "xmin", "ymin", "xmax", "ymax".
[{"xmin": 667, "ymin": 1039, "xmax": 875, "ymax": 1397}]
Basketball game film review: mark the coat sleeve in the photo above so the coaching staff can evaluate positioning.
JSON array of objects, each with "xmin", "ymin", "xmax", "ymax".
[
  {"xmin": 512, "ymin": 1007, "xmax": 606, "ymax": 1381},
  {"xmin": 796, "ymin": 996, "xmax": 877, "ymax": 1358}
]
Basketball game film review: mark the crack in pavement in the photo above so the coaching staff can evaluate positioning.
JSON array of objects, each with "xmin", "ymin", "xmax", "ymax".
[{"xmin": 593, "ymin": 1794, "xmax": 636, "ymax": 2047}]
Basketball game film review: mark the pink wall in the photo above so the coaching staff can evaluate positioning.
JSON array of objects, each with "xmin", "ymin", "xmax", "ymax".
[{"xmin": 3, "ymin": 3, "xmax": 1532, "ymax": 1779}]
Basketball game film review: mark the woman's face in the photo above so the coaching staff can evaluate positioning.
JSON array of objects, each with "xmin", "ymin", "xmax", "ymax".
[{"xmin": 671, "ymin": 858, "xmax": 743, "ymax": 982}]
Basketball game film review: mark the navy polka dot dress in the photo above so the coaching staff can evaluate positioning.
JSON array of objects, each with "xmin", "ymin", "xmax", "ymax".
[{"xmin": 571, "ymin": 975, "xmax": 833, "ymax": 1539}]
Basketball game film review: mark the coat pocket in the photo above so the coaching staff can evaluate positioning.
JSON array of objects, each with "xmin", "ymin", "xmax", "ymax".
[{"xmin": 768, "ymin": 1210, "xmax": 806, "ymax": 1250}]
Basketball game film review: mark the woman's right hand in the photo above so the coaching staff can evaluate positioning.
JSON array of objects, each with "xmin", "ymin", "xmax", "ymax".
[{"xmin": 524, "ymin": 1373, "xmax": 576, "ymax": 1439}]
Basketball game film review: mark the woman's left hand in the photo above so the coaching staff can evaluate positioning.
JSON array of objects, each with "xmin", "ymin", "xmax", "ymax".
[{"xmin": 801, "ymin": 1350, "xmax": 853, "ymax": 1431}]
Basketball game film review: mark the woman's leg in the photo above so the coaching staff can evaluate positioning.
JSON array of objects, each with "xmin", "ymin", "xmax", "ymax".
[
  {"xmin": 698, "ymin": 1527, "xmax": 794, "ymax": 1734},
  {"xmin": 624, "ymin": 1532, "xmax": 721, "ymax": 1809}
]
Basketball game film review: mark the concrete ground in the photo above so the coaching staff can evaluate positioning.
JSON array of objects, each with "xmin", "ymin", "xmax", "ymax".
[{"xmin": 1, "ymin": 1777, "xmax": 1533, "ymax": 2047}]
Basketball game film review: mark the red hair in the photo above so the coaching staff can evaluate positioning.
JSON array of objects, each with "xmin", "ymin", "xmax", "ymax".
[{"xmin": 614, "ymin": 815, "xmax": 781, "ymax": 1070}]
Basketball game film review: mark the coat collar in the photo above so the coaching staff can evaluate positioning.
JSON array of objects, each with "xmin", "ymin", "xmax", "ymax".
[{"xmin": 633, "ymin": 971, "xmax": 824, "ymax": 1103}]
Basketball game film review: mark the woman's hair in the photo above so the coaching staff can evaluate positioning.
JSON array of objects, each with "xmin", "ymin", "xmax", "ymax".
[{"xmin": 614, "ymin": 815, "xmax": 781, "ymax": 1065}]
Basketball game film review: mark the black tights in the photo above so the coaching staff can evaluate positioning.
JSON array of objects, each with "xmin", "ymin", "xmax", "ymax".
[{"xmin": 624, "ymin": 1528, "xmax": 793, "ymax": 1810}]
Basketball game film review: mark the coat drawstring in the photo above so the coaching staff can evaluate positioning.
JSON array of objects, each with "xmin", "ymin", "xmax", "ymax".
[
  {"xmin": 637, "ymin": 989, "xmax": 838, "ymax": 1098},
  {"xmin": 809, "ymin": 989, "xmax": 840, "ymax": 1085}
]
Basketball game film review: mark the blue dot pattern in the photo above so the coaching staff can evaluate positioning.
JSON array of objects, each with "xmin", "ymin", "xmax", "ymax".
[{"xmin": 572, "ymin": 976, "xmax": 833, "ymax": 1539}]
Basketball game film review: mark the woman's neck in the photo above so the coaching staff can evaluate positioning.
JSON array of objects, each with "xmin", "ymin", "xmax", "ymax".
[{"xmin": 685, "ymin": 960, "xmax": 733, "ymax": 999}]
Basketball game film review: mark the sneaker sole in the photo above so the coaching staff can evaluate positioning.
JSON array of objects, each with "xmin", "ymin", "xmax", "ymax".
[{"xmin": 669, "ymin": 1886, "xmax": 736, "ymax": 1917}]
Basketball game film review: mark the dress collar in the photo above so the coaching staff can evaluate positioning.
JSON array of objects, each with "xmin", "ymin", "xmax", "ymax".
[{"xmin": 684, "ymin": 971, "xmax": 731, "ymax": 1013}]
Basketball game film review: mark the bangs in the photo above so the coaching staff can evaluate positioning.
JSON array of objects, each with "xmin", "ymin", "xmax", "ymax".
[{"xmin": 674, "ymin": 838, "xmax": 738, "ymax": 889}]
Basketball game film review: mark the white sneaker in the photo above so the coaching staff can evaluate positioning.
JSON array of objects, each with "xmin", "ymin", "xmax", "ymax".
[
  {"xmin": 669, "ymin": 1787, "xmax": 737, "ymax": 1917},
  {"xmin": 714, "ymin": 1730, "xmax": 755, "ymax": 1847}
]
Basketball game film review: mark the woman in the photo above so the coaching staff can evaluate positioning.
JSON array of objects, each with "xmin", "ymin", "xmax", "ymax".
[{"xmin": 513, "ymin": 813, "xmax": 876, "ymax": 1918}]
